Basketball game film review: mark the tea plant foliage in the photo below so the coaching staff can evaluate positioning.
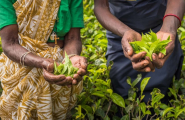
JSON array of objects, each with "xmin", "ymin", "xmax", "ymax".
[{"xmin": 71, "ymin": 1, "xmax": 185, "ymax": 120}]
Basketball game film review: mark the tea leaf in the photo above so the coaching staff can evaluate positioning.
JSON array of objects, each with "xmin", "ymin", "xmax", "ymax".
[
  {"xmin": 110, "ymin": 93, "xmax": 125, "ymax": 108},
  {"xmin": 132, "ymin": 74, "xmax": 142, "ymax": 87},
  {"xmin": 140, "ymin": 77, "xmax": 150, "ymax": 95}
]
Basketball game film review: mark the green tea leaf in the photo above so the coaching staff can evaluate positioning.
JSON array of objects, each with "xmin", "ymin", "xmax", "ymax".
[
  {"xmin": 130, "ymin": 30, "xmax": 171, "ymax": 60},
  {"xmin": 54, "ymin": 52, "xmax": 79, "ymax": 77},
  {"xmin": 110, "ymin": 93, "xmax": 125, "ymax": 108},
  {"xmin": 132, "ymin": 74, "xmax": 142, "ymax": 87},
  {"xmin": 140, "ymin": 77, "xmax": 150, "ymax": 95},
  {"xmin": 81, "ymin": 105, "xmax": 93, "ymax": 114},
  {"xmin": 139, "ymin": 102, "xmax": 146, "ymax": 114},
  {"xmin": 120, "ymin": 115, "xmax": 129, "ymax": 120},
  {"xmin": 54, "ymin": 62, "xmax": 59, "ymax": 75},
  {"xmin": 162, "ymin": 107, "xmax": 174, "ymax": 117}
]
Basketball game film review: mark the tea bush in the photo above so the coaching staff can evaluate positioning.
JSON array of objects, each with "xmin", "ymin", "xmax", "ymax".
[{"xmin": 71, "ymin": 1, "xmax": 185, "ymax": 120}]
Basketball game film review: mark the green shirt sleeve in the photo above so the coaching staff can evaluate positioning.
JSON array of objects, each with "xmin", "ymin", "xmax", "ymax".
[
  {"xmin": 0, "ymin": 0, "xmax": 17, "ymax": 30},
  {"xmin": 70, "ymin": 0, "xmax": 84, "ymax": 28}
]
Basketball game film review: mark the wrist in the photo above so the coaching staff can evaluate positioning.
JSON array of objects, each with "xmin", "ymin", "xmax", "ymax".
[{"xmin": 161, "ymin": 16, "xmax": 179, "ymax": 35}]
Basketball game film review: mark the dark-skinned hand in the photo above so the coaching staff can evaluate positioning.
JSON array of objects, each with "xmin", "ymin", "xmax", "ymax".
[
  {"xmin": 42, "ymin": 58, "xmax": 73, "ymax": 86},
  {"xmin": 121, "ymin": 29, "xmax": 155, "ymax": 72},
  {"xmin": 152, "ymin": 31, "xmax": 175, "ymax": 69},
  {"xmin": 69, "ymin": 55, "xmax": 87, "ymax": 85}
]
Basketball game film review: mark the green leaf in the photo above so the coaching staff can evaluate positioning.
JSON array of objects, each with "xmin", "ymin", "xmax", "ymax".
[
  {"xmin": 54, "ymin": 62, "xmax": 59, "ymax": 75},
  {"xmin": 95, "ymin": 108, "xmax": 105, "ymax": 118},
  {"xmin": 140, "ymin": 95, "xmax": 145, "ymax": 101},
  {"xmin": 87, "ymin": 113, "xmax": 94, "ymax": 120},
  {"xmin": 169, "ymin": 88, "xmax": 177, "ymax": 99},
  {"xmin": 175, "ymin": 108, "xmax": 185, "ymax": 118},
  {"xmin": 107, "ymin": 89, "xmax": 113, "ymax": 96},
  {"xmin": 162, "ymin": 107, "xmax": 174, "ymax": 117},
  {"xmin": 140, "ymin": 77, "xmax": 150, "ymax": 95},
  {"xmin": 75, "ymin": 105, "xmax": 82, "ymax": 119},
  {"xmin": 132, "ymin": 74, "xmax": 142, "ymax": 87},
  {"xmin": 151, "ymin": 94, "xmax": 165, "ymax": 106},
  {"xmin": 121, "ymin": 115, "xmax": 129, "ymax": 120},
  {"xmin": 145, "ymin": 110, "xmax": 151, "ymax": 115},
  {"xmin": 125, "ymin": 104, "xmax": 133, "ymax": 113},
  {"xmin": 92, "ymin": 91, "xmax": 106, "ymax": 98},
  {"xmin": 127, "ymin": 77, "xmax": 132, "ymax": 86},
  {"xmin": 81, "ymin": 105, "xmax": 93, "ymax": 114},
  {"xmin": 139, "ymin": 102, "xmax": 146, "ymax": 114},
  {"xmin": 160, "ymin": 48, "xmax": 166, "ymax": 55},
  {"xmin": 110, "ymin": 93, "xmax": 125, "ymax": 108},
  {"xmin": 160, "ymin": 103, "xmax": 169, "ymax": 110},
  {"xmin": 112, "ymin": 116, "xmax": 121, "ymax": 120},
  {"xmin": 104, "ymin": 116, "xmax": 110, "ymax": 120}
]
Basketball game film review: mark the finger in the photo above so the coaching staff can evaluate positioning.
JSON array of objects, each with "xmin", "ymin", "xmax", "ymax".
[
  {"xmin": 132, "ymin": 60, "xmax": 149, "ymax": 70},
  {"xmin": 77, "ymin": 68, "xmax": 87, "ymax": 76},
  {"xmin": 137, "ymin": 67, "xmax": 151, "ymax": 72},
  {"xmin": 165, "ymin": 41, "xmax": 175, "ymax": 55},
  {"xmin": 43, "ymin": 69, "xmax": 66, "ymax": 83},
  {"xmin": 80, "ymin": 57, "xmax": 88, "ymax": 70},
  {"xmin": 158, "ymin": 53, "xmax": 165, "ymax": 59},
  {"xmin": 65, "ymin": 76, "xmax": 73, "ymax": 84},
  {"xmin": 152, "ymin": 53, "xmax": 164, "ymax": 69},
  {"xmin": 145, "ymin": 56, "xmax": 155, "ymax": 72},
  {"xmin": 72, "ymin": 79, "xmax": 78, "ymax": 85},
  {"xmin": 121, "ymin": 38, "xmax": 134, "ymax": 57},
  {"xmin": 55, "ymin": 77, "xmax": 73, "ymax": 86},
  {"xmin": 131, "ymin": 51, "xmax": 146, "ymax": 62},
  {"xmin": 73, "ymin": 74, "xmax": 82, "ymax": 83}
]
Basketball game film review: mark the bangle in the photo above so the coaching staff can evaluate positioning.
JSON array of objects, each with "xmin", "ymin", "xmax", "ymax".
[
  {"xmin": 163, "ymin": 14, "xmax": 181, "ymax": 27},
  {"xmin": 20, "ymin": 51, "xmax": 32, "ymax": 66},
  {"xmin": 62, "ymin": 54, "xmax": 77, "ymax": 63}
]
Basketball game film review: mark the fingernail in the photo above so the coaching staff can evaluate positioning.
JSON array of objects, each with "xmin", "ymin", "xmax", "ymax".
[
  {"xmin": 153, "ymin": 55, "xmax": 156, "ymax": 60},
  {"xmin": 127, "ymin": 49, "xmax": 130, "ymax": 53}
]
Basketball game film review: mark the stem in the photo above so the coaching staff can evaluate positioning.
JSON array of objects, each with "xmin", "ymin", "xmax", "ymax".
[
  {"xmin": 146, "ymin": 100, "xmax": 151, "ymax": 120},
  {"xmin": 104, "ymin": 100, "xmax": 112, "ymax": 118},
  {"xmin": 129, "ymin": 112, "xmax": 131, "ymax": 119},
  {"xmin": 121, "ymin": 107, "xmax": 124, "ymax": 117},
  {"xmin": 150, "ymin": 113, "xmax": 157, "ymax": 120}
]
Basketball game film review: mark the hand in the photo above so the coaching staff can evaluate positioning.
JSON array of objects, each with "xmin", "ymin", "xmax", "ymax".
[
  {"xmin": 152, "ymin": 31, "xmax": 176, "ymax": 69},
  {"xmin": 42, "ymin": 58, "xmax": 73, "ymax": 86},
  {"xmin": 69, "ymin": 55, "xmax": 87, "ymax": 85},
  {"xmin": 121, "ymin": 29, "xmax": 153, "ymax": 72}
]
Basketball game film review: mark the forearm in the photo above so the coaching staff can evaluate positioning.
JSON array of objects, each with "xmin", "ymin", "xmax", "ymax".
[
  {"xmin": 63, "ymin": 28, "xmax": 82, "ymax": 56},
  {"xmin": 94, "ymin": 0, "xmax": 131, "ymax": 37},
  {"xmin": 0, "ymin": 25, "xmax": 45, "ymax": 68},
  {"xmin": 161, "ymin": 0, "xmax": 185, "ymax": 34}
]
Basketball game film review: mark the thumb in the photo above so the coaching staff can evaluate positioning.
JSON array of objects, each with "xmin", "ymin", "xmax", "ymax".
[
  {"xmin": 122, "ymin": 38, "xmax": 134, "ymax": 57},
  {"xmin": 42, "ymin": 59, "xmax": 54, "ymax": 73},
  {"xmin": 47, "ymin": 63, "xmax": 54, "ymax": 73}
]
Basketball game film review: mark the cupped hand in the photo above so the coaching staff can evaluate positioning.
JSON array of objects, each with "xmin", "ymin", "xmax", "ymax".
[
  {"xmin": 69, "ymin": 55, "xmax": 87, "ymax": 85},
  {"xmin": 152, "ymin": 31, "xmax": 176, "ymax": 69},
  {"xmin": 121, "ymin": 29, "xmax": 154, "ymax": 72},
  {"xmin": 42, "ymin": 58, "xmax": 73, "ymax": 86}
]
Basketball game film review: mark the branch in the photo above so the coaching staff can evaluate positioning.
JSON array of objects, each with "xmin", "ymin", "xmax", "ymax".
[{"xmin": 104, "ymin": 100, "xmax": 112, "ymax": 118}]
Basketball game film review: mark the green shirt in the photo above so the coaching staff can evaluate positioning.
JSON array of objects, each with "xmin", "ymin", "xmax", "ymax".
[{"xmin": 0, "ymin": 0, "xmax": 84, "ymax": 42}]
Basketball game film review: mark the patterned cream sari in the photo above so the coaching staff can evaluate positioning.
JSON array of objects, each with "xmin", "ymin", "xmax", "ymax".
[{"xmin": 0, "ymin": 0, "xmax": 83, "ymax": 119}]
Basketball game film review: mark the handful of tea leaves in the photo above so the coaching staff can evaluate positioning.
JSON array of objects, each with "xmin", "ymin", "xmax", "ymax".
[
  {"xmin": 130, "ymin": 31, "xmax": 171, "ymax": 61},
  {"xmin": 54, "ymin": 52, "xmax": 78, "ymax": 77}
]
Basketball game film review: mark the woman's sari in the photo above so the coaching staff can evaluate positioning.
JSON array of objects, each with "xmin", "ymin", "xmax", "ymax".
[{"xmin": 0, "ymin": 0, "xmax": 83, "ymax": 119}]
